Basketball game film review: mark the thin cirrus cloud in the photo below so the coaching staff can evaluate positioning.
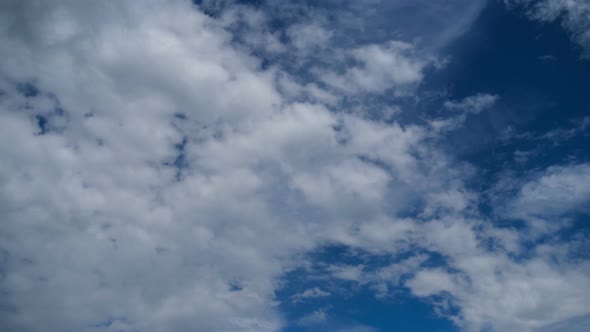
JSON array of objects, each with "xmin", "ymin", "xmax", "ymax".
[{"xmin": 0, "ymin": 1, "xmax": 589, "ymax": 332}]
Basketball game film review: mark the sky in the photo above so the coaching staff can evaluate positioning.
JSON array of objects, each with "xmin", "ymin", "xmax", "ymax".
[{"xmin": 0, "ymin": 0, "xmax": 589, "ymax": 332}]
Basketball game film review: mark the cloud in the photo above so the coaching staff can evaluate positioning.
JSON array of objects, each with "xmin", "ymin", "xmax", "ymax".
[
  {"xmin": 406, "ymin": 268, "xmax": 459, "ymax": 296},
  {"xmin": 506, "ymin": 163, "xmax": 590, "ymax": 219},
  {"xmin": 287, "ymin": 22, "xmax": 333, "ymax": 52},
  {"xmin": 507, "ymin": 0, "xmax": 590, "ymax": 58},
  {"xmin": 260, "ymin": 0, "xmax": 488, "ymax": 50},
  {"xmin": 400, "ymin": 212, "xmax": 590, "ymax": 331},
  {"xmin": 0, "ymin": 1, "xmax": 447, "ymax": 331},
  {"xmin": 0, "ymin": 1, "xmax": 589, "ymax": 332},
  {"xmin": 0, "ymin": 1, "xmax": 288, "ymax": 331},
  {"xmin": 318, "ymin": 41, "xmax": 432, "ymax": 95},
  {"xmin": 406, "ymin": 248, "xmax": 590, "ymax": 331},
  {"xmin": 291, "ymin": 287, "xmax": 331, "ymax": 303},
  {"xmin": 536, "ymin": 314, "xmax": 590, "ymax": 332},
  {"xmin": 430, "ymin": 93, "xmax": 499, "ymax": 132},
  {"xmin": 444, "ymin": 93, "xmax": 499, "ymax": 114},
  {"xmin": 542, "ymin": 116, "xmax": 590, "ymax": 143},
  {"xmin": 297, "ymin": 308, "xmax": 329, "ymax": 326}
]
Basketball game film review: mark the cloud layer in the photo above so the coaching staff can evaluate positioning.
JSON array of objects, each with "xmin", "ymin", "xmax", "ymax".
[{"xmin": 0, "ymin": 1, "xmax": 588, "ymax": 332}]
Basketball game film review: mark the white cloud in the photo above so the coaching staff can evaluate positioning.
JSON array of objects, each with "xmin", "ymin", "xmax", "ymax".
[
  {"xmin": 444, "ymin": 93, "xmax": 499, "ymax": 114},
  {"xmin": 0, "ymin": 1, "xmax": 287, "ymax": 331},
  {"xmin": 403, "ymin": 216, "xmax": 590, "ymax": 332},
  {"xmin": 508, "ymin": 0, "xmax": 590, "ymax": 58},
  {"xmin": 291, "ymin": 287, "xmax": 331, "ymax": 303},
  {"xmin": 507, "ymin": 163, "xmax": 590, "ymax": 219},
  {"xmin": 0, "ymin": 1, "xmax": 441, "ymax": 331},
  {"xmin": 287, "ymin": 22, "xmax": 333, "ymax": 52},
  {"xmin": 406, "ymin": 268, "xmax": 459, "ymax": 296},
  {"xmin": 319, "ymin": 41, "xmax": 432, "ymax": 95},
  {"xmin": 428, "ymin": 93, "xmax": 499, "ymax": 133},
  {"xmin": 0, "ymin": 1, "xmax": 589, "ymax": 332},
  {"xmin": 536, "ymin": 314, "xmax": 590, "ymax": 332}
]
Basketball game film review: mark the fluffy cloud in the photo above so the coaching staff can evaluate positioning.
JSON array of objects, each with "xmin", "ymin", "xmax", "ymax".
[
  {"xmin": 514, "ymin": 164, "xmax": 590, "ymax": 215},
  {"xmin": 0, "ymin": 1, "xmax": 289, "ymax": 331},
  {"xmin": 405, "ymin": 218, "xmax": 590, "ymax": 332},
  {"xmin": 318, "ymin": 41, "xmax": 432, "ymax": 95},
  {"xmin": 287, "ymin": 22, "xmax": 333, "ymax": 52},
  {"xmin": 0, "ymin": 1, "xmax": 443, "ymax": 331},
  {"xmin": 0, "ymin": 1, "xmax": 588, "ymax": 332}
]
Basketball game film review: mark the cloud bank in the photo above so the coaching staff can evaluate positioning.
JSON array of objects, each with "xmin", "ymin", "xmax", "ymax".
[{"xmin": 0, "ymin": 1, "xmax": 588, "ymax": 332}]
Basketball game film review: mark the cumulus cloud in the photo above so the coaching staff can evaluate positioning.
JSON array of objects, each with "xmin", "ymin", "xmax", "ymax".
[
  {"xmin": 406, "ymin": 250, "xmax": 590, "ymax": 332},
  {"xmin": 0, "ymin": 1, "xmax": 289, "ymax": 331},
  {"xmin": 506, "ymin": 163, "xmax": 590, "ymax": 219},
  {"xmin": 318, "ymin": 41, "xmax": 432, "ymax": 95},
  {"xmin": 0, "ymin": 1, "xmax": 588, "ymax": 332},
  {"xmin": 287, "ymin": 22, "xmax": 333, "ymax": 52},
  {"xmin": 0, "ymin": 1, "xmax": 449, "ymax": 331}
]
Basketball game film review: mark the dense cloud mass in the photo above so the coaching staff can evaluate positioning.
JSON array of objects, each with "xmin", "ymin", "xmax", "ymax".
[{"xmin": 0, "ymin": 1, "xmax": 589, "ymax": 332}]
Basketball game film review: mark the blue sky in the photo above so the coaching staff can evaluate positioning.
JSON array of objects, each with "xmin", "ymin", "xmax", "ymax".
[{"xmin": 0, "ymin": 1, "xmax": 589, "ymax": 332}]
